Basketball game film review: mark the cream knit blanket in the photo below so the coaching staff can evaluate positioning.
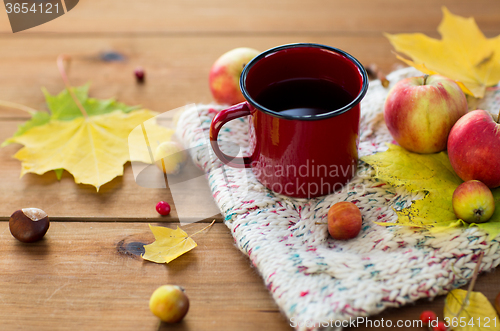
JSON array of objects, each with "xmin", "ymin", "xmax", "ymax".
[{"xmin": 176, "ymin": 68, "xmax": 500, "ymax": 331}]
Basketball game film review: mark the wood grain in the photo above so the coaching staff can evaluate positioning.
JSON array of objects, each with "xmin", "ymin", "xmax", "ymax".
[
  {"xmin": 0, "ymin": 35, "xmax": 404, "ymax": 119},
  {"xmin": 0, "ymin": 122, "xmax": 224, "ymax": 221},
  {"xmin": 0, "ymin": 34, "xmax": 401, "ymax": 220},
  {"xmin": 0, "ymin": 222, "xmax": 498, "ymax": 331},
  {"xmin": 0, "ymin": 1, "xmax": 499, "ymax": 330},
  {"xmin": 0, "ymin": 222, "xmax": 291, "ymax": 331},
  {"xmin": 0, "ymin": 0, "xmax": 499, "ymax": 34}
]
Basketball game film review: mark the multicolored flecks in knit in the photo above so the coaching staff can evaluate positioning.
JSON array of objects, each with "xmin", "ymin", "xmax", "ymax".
[{"xmin": 176, "ymin": 68, "xmax": 500, "ymax": 331}]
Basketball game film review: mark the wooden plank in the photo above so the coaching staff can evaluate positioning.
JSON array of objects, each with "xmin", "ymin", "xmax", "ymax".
[
  {"xmin": 0, "ymin": 2, "xmax": 497, "ymax": 331},
  {"xmin": 0, "ymin": 34, "xmax": 407, "ymax": 120},
  {"xmin": 0, "ymin": 222, "xmax": 292, "ymax": 331},
  {"xmin": 0, "ymin": 118, "xmax": 224, "ymax": 221},
  {"xmin": 0, "ymin": 34, "xmax": 402, "ymax": 221},
  {"xmin": 0, "ymin": 221, "xmax": 498, "ymax": 331},
  {"xmin": 0, "ymin": 0, "xmax": 499, "ymax": 34}
]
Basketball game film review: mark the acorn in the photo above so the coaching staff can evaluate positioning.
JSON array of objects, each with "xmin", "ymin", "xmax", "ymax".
[{"xmin": 9, "ymin": 208, "xmax": 50, "ymax": 243}]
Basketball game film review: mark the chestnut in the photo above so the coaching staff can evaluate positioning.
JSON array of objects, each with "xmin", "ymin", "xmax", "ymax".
[{"xmin": 9, "ymin": 208, "xmax": 50, "ymax": 243}]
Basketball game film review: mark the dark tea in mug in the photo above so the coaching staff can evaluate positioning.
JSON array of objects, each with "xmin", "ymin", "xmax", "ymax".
[
  {"xmin": 210, "ymin": 43, "xmax": 369, "ymax": 198},
  {"xmin": 255, "ymin": 77, "xmax": 354, "ymax": 116}
]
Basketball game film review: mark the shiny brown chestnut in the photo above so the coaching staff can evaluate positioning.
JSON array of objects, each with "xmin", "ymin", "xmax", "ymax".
[{"xmin": 9, "ymin": 208, "xmax": 50, "ymax": 243}]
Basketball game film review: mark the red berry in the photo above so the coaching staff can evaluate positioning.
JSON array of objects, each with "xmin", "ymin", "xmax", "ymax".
[
  {"xmin": 433, "ymin": 321, "xmax": 447, "ymax": 331},
  {"xmin": 134, "ymin": 67, "xmax": 145, "ymax": 83},
  {"xmin": 156, "ymin": 201, "xmax": 171, "ymax": 216},
  {"xmin": 420, "ymin": 310, "xmax": 437, "ymax": 325}
]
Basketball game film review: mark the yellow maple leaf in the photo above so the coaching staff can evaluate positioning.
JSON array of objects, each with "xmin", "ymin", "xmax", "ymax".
[
  {"xmin": 142, "ymin": 221, "xmax": 216, "ymax": 264},
  {"xmin": 142, "ymin": 224, "xmax": 198, "ymax": 264},
  {"xmin": 386, "ymin": 7, "xmax": 500, "ymax": 98},
  {"xmin": 444, "ymin": 289, "xmax": 500, "ymax": 331},
  {"xmin": 8, "ymin": 109, "xmax": 173, "ymax": 190},
  {"xmin": 361, "ymin": 144, "xmax": 500, "ymax": 238}
]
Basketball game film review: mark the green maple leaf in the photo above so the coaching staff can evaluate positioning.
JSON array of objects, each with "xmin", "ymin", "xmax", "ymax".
[
  {"xmin": 2, "ymin": 84, "xmax": 142, "ymax": 181},
  {"xmin": 2, "ymin": 84, "xmax": 140, "ymax": 148},
  {"xmin": 362, "ymin": 144, "xmax": 500, "ymax": 239},
  {"xmin": 7, "ymin": 111, "xmax": 51, "ymax": 141},
  {"xmin": 43, "ymin": 84, "xmax": 139, "ymax": 120}
]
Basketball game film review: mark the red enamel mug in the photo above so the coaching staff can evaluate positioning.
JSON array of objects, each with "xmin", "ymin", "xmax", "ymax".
[{"xmin": 209, "ymin": 43, "xmax": 369, "ymax": 198}]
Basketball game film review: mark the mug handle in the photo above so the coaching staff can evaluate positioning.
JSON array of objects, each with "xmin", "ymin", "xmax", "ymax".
[{"xmin": 209, "ymin": 101, "xmax": 254, "ymax": 168}]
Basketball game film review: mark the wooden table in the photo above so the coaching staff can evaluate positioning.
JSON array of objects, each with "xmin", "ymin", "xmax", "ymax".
[{"xmin": 1, "ymin": 1, "xmax": 500, "ymax": 330}]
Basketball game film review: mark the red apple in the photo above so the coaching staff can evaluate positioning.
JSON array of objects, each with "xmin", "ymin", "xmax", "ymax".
[
  {"xmin": 327, "ymin": 202, "xmax": 362, "ymax": 240},
  {"xmin": 452, "ymin": 180, "xmax": 495, "ymax": 223},
  {"xmin": 448, "ymin": 109, "xmax": 500, "ymax": 188},
  {"xmin": 384, "ymin": 75, "xmax": 467, "ymax": 154},
  {"xmin": 209, "ymin": 47, "xmax": 260, "ymax": 105}
]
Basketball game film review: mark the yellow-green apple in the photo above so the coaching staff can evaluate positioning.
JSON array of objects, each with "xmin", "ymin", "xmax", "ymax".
[
  {"xmin": 448, "ymin": 109, "xmax": 500, "ymax": 188},
  {"xmin": 209, "ymin": 47, "xmax": 259, "ymax": 105},
  {"xmin": 327, "ymin": 201, "xmax": 362, "ymax": 240},
  {"xmin": 149, "ymin": 285, "xmax": 189, "ymax": 323},
  {"xmin": 452, "ymin": 180, "xmax": 495, "ymax": 223},
  {"xmin": 384, "ymin": 75, "xmax": 467, "ymax": 153}
]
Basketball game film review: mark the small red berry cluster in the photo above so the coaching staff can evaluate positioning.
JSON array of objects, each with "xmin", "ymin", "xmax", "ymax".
[{"xmin": 420, "ymin": 310, "xmax": 447, "ymax": 331}]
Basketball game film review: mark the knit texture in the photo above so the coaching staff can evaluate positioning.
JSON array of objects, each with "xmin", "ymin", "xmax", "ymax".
[{"xmin": 176, "ymin": 68, "xmax": 500, "ymax": 331}]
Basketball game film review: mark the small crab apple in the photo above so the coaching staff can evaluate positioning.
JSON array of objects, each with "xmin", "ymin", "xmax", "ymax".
[
  {"xmin": 149, "ymin": 285, "xmax": 189, "ymax": 323},
  {"xmin": 452, "ymin": 180, "xmax": 495, "ymax": 224},
  {"xmin": 327, "ymin": 201, "xmax": 363, "ymax": 240}
]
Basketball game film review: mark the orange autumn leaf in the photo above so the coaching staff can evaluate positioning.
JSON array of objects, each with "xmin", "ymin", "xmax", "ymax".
[{"xmin": 386, "ymin": 7, "xmax": 500, "ymax": 98}]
